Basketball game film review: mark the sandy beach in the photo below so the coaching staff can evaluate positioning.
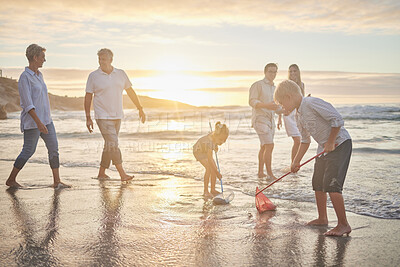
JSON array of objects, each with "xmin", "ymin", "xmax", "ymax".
[{"xmin": 0, "ymin": 161, "xmax": 399, "ymax": 267}]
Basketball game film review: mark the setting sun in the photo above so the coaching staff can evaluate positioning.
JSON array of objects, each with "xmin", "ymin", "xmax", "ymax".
[{"xmin": 133, "ymin": 72, "xmax": 216, "ymax": 106}]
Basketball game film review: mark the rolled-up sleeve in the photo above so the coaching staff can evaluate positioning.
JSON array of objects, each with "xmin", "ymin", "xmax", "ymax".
[
  {"xmin": 312, "ymin": 98, "xmax": 344, "ymax": 128},
  {"xmin": 18, "ymin": 74, "xmax": 35, "ymax": 113},
  {"xmin": 249, "ymin": 82, "xmax": 261, "ymax": 108}
]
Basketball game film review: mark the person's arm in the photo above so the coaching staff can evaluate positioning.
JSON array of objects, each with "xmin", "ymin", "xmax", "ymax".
[
  {"xmin": 207, "ymin": 150, "xmax": 222, "ymax": 179},
  {"xmin": 277, "ymin": 114, "xmax": 282, "ymax": 130},
  {"xmin": 18, "ymin": 74, "xmax": 48, "ymax": 133},
  {"xmin": 249, "ymin": 82, "xmax": 280, "ymax": 110},
  {"xmin": 255, "ymin": 101, "xmax": 280, "ymax": 110},
  {"xmin": 311, "ymin": 98, "xmax": 344, "ymax": 152},
  {"xmin": 126, "ymin": 87, "xmax": 146, "ymax": 123},
  {"xmin": 28, "ymin": 109, "xmax": 48, "ymax": 134},
  {"xmin": 291, "ymin": 142, "xmax": 310, "ymax": 173},
  {"xmin": 84, "ymin": 93, "xmax": 94, "ymax": 133},
  {"xmin": 324, "ymin": 127, "xmax": 340, "ymax": 152}
]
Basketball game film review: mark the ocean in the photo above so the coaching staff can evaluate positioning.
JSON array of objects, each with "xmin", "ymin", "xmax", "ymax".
[{"xmin": 1, "ymin": 103, "xmax": 399, "ymax": 219}]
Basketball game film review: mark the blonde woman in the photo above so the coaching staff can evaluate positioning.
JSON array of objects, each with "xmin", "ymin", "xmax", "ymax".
[{"xmin": 278, "ymin": 64, "xmax": 305, "ymax": 167}]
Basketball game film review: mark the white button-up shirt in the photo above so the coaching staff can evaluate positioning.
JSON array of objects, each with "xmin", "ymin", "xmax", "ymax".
[
  {"xmin": 86, "ymin": 67, "xmax": 132, "ymax": 120},
  {"xmin": 18, "ymin": 67, "xmax": 52, "ymax": 132},
  {"xmin": 249, "ymin": 78, "xmax": 276, "ymax": 127},
  {"xmin": 297, "ymin": 97, "xmax": 351, "ymax": 153}
]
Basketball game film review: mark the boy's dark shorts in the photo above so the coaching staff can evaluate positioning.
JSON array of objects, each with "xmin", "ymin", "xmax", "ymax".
[{"xmin": 312, "ymin": 139, "xmax": 352, "ymax": 193}]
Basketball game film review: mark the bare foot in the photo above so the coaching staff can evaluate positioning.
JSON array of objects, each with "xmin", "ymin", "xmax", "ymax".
[
  {"xmin": 281, "ymin": 166, "xmax": 291, "ymax": 173},
  {"xmin": 266, "ymin": 174, "xmax": 277, "ymax": 180},
  {"xmin": 97, "ymin": 175, "xmax": 110, "ymax": 179},
  {"xmin": 211, "ymin": 190, "xmax": 220, "ymax": 196},
  {"xmin": 258, "ymin": 172, "xmax": 266, "ymax": 178},
  {"xmin": 121, "ymin": 175, "xmax": 134, "ymax": 181},
  {"xmin": 306, "ymin": 218, "xmax": 328, "ymax": 226},
  {"xmin": 324, "ymin": 224, "xmax": 352, "ymax": 237},
  {"xmin": 203, "ymin": 191, "xmax": 213, "ymax": 198},
  {"xmin": 6, "ymin": 181, "xmax": 23, "ymax": 188},
  {"xmin": 53, "ymin": 182, "xmax": 71, "ymax": 189}
]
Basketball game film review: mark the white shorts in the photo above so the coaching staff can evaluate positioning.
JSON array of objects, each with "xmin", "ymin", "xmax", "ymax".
[
  {"xmin": 283, "ymin": 110, "xmax": 301, "ymax": 137},
  {"xmin": 254, "ymin": 118, "xmax": 275, "ymax": 145}
]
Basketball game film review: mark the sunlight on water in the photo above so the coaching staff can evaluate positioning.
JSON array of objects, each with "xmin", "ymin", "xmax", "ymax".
[{"xmin": 161, "ymin": 143, "xmax": 186, "ymax": 162}]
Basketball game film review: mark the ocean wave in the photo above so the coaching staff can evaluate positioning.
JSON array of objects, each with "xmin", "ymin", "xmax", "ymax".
[
  {"xmin": 353, "ymin": 147, "xmax": 400, "ymax": 154},
  {"xmin": 338, "ymin": 105, "xmax": 400, "ymax": 121}
]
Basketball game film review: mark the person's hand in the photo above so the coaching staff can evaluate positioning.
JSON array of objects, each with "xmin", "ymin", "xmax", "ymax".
[
  {"xmin": 324, "ymin": 141, "xmax": 336, "ymax": 152},
  {"xmin": 277, "ymin": 116, "xmax": 282, "ymax": 130},
  {"xmin": 139, "ymin": 109, "xmax": 146, "ymax": 123},
  {"xmin": 291, "ymin": 161, "xmax": 300, "ymax": 173},
  {"xmin": 216, "ymin": 172, "xmax": 222, "ymax": 180},
  {"xmin": 86, "ymin": 117, "xmax": 94, "ymax": 133},
  {"xmin": 37, "ymin": 121, "xmax": 48, "ymax": 134},
  {"xmin": 268, "ymin": 101, "xmax": 281, "ymax": 111},
  {"xmin": 283, "ymin": 108, "xmax": 291, "ymax": 116}
]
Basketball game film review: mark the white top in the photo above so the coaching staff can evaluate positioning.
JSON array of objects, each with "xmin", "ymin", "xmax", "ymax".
[
  {"xmin": 297, "ymin": 97, "xmax": 351, "ymax": 154},
  {"xmin": 86, "ymin": 67, "xmax": 132, "ymax": 119},
  {"xmin": 283, "ymin": 82, "xmax": 304, "ymax": 137},
  {"xmin": 249, "ymin": 78, "xmax": 276, "ymax": 127},
  {"xmin": 18, "ymin": 67, "xmax": 52, "ymax": 132}
]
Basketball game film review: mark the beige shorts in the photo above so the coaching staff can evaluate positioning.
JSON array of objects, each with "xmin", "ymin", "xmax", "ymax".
[{"xmin": 254, "ymin": 119, "xmax": 275, "ymax": 145}]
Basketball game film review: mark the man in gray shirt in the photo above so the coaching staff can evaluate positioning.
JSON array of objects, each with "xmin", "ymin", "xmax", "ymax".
[{"xmin": 249, "ymin": 63, "xmax": 281, "ymax": 179}]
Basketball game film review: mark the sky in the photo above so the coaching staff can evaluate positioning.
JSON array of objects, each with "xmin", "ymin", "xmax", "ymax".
[{"xmin": 1, "ymin": 0, "xmax": 400, "ymax": 106}]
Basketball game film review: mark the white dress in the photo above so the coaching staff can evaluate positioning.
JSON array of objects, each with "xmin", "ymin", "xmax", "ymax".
[{"xmin": 283, "ymin": 82, "xmax": 304, "ymax": 137}]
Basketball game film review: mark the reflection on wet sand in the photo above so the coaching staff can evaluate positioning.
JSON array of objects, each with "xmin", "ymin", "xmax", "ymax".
[
  {"xmin": 313, "ymin": 227, "xmax": 351, "ymax": 266},
  {"xmin": 194, "ymin": 199, "xmax": 220, "ymax": 266},
  {"xmin": 251, "ymin": 210, "xmax": 276, "ymax": 266},
  {"xmin": 7, "ymin": 188, "xmax": 62, "ymax": 266},
  {"xmin": 90, "ymin": 181, "xmax": 126, "ymax": 267}
]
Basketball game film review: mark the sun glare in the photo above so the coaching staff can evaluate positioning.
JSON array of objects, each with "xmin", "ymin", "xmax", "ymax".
[{"xmin": 134, "ymin": 72, "xmax": 215, "ymax": 106}]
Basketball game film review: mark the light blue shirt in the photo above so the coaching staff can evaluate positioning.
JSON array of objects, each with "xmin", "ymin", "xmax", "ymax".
[
  {"xmin": 297, "ymin": 96, "xmax": 351, "ymax": 154},
  {"xmin": 18, "ymin": 67, "xmax": 52, "ymax": 132}
]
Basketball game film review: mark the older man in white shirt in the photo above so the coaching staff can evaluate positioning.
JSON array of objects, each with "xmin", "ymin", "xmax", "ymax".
[{"xmin": 84, "ymin": 48, "xmax": 145, "ymax": 181}]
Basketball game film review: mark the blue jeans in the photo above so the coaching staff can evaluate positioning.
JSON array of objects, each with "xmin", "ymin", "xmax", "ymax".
[{"xmin": 14, "ymin": 122, "xmax": 60, "ymax": 170}]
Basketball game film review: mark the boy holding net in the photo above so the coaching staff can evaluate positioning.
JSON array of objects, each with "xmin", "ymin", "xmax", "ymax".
[
  {"xmin": 274, "ymin": 80, "xmax": 352, "ymax": 237},
  {"xmin": 193, "ymin": 122, "xmax": 229, "ymax": 198}
]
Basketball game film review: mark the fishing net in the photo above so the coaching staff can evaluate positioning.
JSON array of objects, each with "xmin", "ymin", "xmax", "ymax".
[
  {"xmin": 213, "ymin": 190, "xmax": 235, "ymax": 205},
  {"xmin": 255, "ymin": 187, "xmax": 276, "ymax": 212}
]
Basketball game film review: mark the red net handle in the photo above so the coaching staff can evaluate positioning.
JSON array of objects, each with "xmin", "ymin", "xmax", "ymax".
[{"xmin": 255, "ymin": 151, "xmax": 325, "ymax": 196}]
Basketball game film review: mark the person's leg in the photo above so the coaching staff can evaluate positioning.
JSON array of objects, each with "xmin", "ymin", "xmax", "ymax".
[
  {"xmin": 308, "ymin": 156, "xmax": 328, "ymax": 225},
  {"xmin": 307, "ymin": 191, "xmax": 328, "ymax": 225},
  {"xmin": 109, "ymin": 120, "xmax": 132, "ymax": 181},
  {"xmin": 210, "ymin": 172, "xmax": 219, "ymax": 196},
  {"xmin": 325, "ymin": 192, "xmax": 351, "ymax": 236},
  {"xmin": 258, "ymin": 145, "xmax": 266, "ymax": 178},
  {"xmin": 323, "ymin": 140, "xmax": 352, "ymax": 236},
  {"xmin": 291, "ymin": 136, "xmax": 301, "ymax": 163},
  {"xmin": 199, "ymin": 159, "xmax": 212, "ymax": 197},
  {"xmin": 263, "ymin": 143, "xmax": 276, "ymax": 179},
  {"xmin": 96, "ymin": 120, "xmax": 113, "ymax": 178},
  {"xmin": 7, "ymin": 128, "xmax": 40, "ymax": 187},
  {"xmin": 41, "ymin": 123, "xmax": 70, "ymax": 188}
]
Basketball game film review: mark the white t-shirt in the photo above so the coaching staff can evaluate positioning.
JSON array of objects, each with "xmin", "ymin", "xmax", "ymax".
[{"xmin": 86, "ymin": 67, "xmax": 132, "ymax": 119}]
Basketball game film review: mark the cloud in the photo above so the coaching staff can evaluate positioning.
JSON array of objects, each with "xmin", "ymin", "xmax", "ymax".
[{"xmin": 1, "ymin": 0, "xmax": 399, "ymax": 37}]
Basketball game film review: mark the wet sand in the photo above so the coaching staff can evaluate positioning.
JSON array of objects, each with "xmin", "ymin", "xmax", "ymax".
[{"xmin": 1, "ymin": 161, "xmax": 399, "ymax": 266}]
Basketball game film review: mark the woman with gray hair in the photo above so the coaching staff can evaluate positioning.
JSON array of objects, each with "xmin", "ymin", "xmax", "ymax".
[{"xmin": 6, "ymin": 44, "xmax": 70, "ymax": 189}]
